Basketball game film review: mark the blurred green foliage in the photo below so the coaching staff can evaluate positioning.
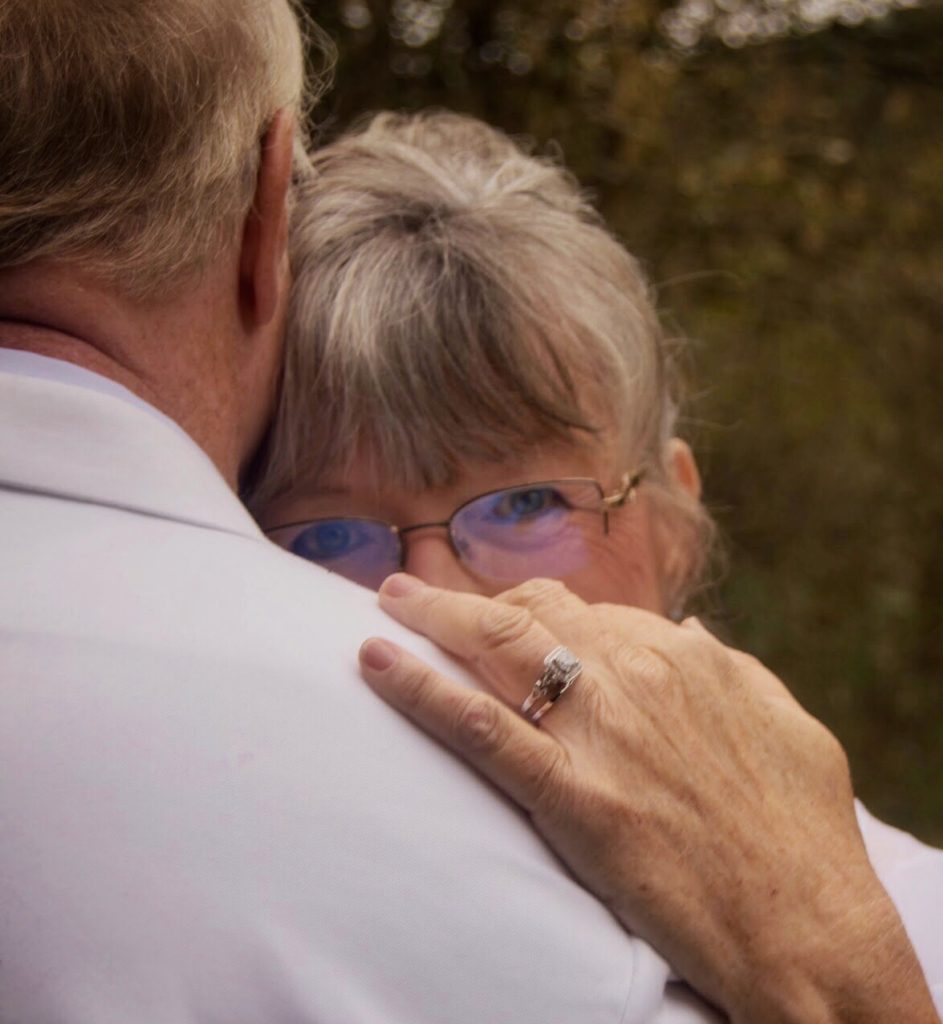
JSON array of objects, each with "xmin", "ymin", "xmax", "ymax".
[{"xmin": 302, "ymin": 0, "xmax": 943, "ymax": 843}]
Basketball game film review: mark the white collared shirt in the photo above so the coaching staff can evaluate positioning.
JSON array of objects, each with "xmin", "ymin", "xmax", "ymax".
[
  {"xmin": 0, "ymin": 362, "xmax": 721, "ymax": 1023},
  {"xmin": 0, "ymin": 347, "xmax": 190, "ymax": 437}
]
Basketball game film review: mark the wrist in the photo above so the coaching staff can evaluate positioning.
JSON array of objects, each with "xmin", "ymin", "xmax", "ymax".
[{"xmin": 728, "ymin": 872, "xmax": 937, "ymax": 1024}]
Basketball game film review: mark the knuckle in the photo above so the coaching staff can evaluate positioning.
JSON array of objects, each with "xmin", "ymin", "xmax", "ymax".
[
  {"xmin": 477, "ymin": 602, "xmax": 535, "ymax": 653},
  {"xmin": 571, "ymin": 675, "xmax": 611, "ymax": 724},
  {"xmin": 449, "ymin": 695, "xmax": 573, "ymax": 818},
  {"xmin": 701, "ymin": 640, "xmax": 738, "ymax": 682},
  {"xmin": 607, "ymin": 641, "xmax": 677, "ymax": 694},
  {"xmin": 393, "ymin": 659, "xmax": 440, "ymax": 711},
  {"xmin": 614, "ymin": 643, "xmax": 671, "ymax": 684},
  {"xmin": 815, "ymin": 722, "xmax": 851, "ymax": 773},
  {"xmin": 519, "ymin": 746, "xmax": 570, "ymax": 810},
  {"xmin": 452, "ymin": 693, "xmax": 507, "ymax": 753},
  {"xmin": 738, "ymin": 650, "xmax": 764, "ymax": 672},
  {"xmin": 590, "ymin": 601, "xmax": 627, "ymax": 624},
  {"xmin": 501, "ymin": 577, "xmax": 571, "ymax": 609},
  {"xmin": 801, "ymin": 721, "xmax": 854, "ymax": 801},
  {"xmin": 406, "ymin": 583, "xmax": 441, "ymax": 615},
  {"xmin": 728, "ymin": 647, "xmax": 764, "ymax": 677},
  {"xmin": 594, "ymin": 600, "xmax": 639, "ymax": 621}
]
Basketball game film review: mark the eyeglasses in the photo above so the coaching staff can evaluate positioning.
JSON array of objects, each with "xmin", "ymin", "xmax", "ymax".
[{"xmin": 265, "ymin": 472, "xmax": 643, "ymax": 591}]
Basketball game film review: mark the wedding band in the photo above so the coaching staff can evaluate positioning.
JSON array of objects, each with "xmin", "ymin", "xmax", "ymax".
[{"xmin": 520, "ymin": 645, "xmax": 583, "ymax": 724}]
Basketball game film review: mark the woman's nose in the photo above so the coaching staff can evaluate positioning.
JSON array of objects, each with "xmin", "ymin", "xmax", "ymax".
[{"xmin": 401, "ymin": 531, "xmax": 493, "ymax": 595}]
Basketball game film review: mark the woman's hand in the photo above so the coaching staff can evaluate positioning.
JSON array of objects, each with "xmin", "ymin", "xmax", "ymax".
[{"xmin": 359, "ymin": 574, "xmax": 938, "ymax": 1024}]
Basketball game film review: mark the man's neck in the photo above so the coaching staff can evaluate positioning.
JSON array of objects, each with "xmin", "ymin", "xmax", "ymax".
[
  {"xmin": 0, "ymin": 262, "xmax": 245, "ymax": 488},
  {"xmin": 0, "ymin": 321, "xmax": 167, "ymax": 412}
]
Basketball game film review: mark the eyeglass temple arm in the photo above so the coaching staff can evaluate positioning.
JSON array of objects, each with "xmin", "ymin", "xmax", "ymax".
[
  {"xmin": 600, "ymin": 470, "xmax": 643, "ymax": 536},
  {"xmin": 602, "ymin": 470, "xmax": 644, "ymax": 510}
]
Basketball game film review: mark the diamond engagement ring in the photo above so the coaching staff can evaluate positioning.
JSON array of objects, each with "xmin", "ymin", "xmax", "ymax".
[{"xmin": 520, "ymin": 646, "xmax": 583, "ymax": 724}]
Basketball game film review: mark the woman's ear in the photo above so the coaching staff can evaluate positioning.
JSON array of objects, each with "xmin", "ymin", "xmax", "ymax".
[
  {"xmin": 665, "ymin": 438, "xmax": 701, "ymax": 500},
  {"xmin": 655, "ymin": 439, "xmax": 703, "ymax": 619}
]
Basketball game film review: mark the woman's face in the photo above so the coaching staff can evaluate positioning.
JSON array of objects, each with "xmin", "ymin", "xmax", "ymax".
[{"xmin": 258, "ymin": 438, "xmax": 700, "ymax": 615}]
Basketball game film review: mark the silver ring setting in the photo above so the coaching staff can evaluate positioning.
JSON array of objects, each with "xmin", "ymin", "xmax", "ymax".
[{"xmin": 520, "ymin": 645, "xmax": 583, "ymax": 724}]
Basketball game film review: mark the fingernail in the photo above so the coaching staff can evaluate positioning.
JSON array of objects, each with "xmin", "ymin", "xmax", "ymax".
[
  {"xmin": 381, "ymin": 573, "xmax": 424, "ymax": 598},
  {"xmin": 360, "ymin": 638, "xmax": 398, "ymax": 672}
]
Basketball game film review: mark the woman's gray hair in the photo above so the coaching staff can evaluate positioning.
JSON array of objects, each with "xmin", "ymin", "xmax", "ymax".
[{"xmin": 250, "ymin": 110, "xmax": 713, "ymax": 606}]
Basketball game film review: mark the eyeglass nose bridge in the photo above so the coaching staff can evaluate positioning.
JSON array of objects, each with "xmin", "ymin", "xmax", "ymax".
[{"xmin": 396, "ymin": 518, "xmax": 469, "ymax": 568}]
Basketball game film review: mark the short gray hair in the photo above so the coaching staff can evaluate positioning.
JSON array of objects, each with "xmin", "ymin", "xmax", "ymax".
[
  {"xmin": 0, "ymin": 0, "xmax": 332, "ymax": 293},
  {"xmin": 251, "ymin": 110, "xmax": 713, "ymax": 605}
]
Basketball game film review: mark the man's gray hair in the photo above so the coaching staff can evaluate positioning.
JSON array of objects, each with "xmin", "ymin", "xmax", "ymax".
[
  {"xmin": 252, "ymin": 110, "xmax": 713, "ymax": 605},
  {"xmin": 0, "ymin": 0, "xmax": 332, "ymax": 293}
]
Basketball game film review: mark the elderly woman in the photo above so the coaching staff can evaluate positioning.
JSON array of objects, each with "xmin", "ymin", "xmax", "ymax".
[
  {"xmin": 249, "ymin": 111, "xmax": 943, "ymax": 1022},
  {"xmin": 252, "ymin": 110, "xmax": 708, "ymax": 616}
]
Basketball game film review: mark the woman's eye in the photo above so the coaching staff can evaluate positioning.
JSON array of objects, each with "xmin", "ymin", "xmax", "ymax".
[
  {"xmin": 492, "ymin": 487, "xmax": 566, "ymax": 521},
  {"xmin": 291, "ymin": 520, "xmax": 372, "ymax": 561}
]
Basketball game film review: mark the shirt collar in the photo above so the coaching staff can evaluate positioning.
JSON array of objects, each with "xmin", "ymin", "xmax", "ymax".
[
  {"xmin": 0, "ymin": 348, "xmax": 191, "ymax": 442},
  {"xmin": 0, "ymin": 352, "xmax": 261, "ymax": 541}
]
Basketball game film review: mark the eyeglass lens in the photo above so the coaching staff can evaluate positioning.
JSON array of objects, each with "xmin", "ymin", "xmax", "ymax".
[
  {"xmin": 269, "ymin": 480, "xmax": 607, "ymax": 591},
  {"xmin": 450, "ymin": 480, "xmax": 603, "ymax": 582},
  {"xmin": 280, "ymin": 518, "xmax": 401, "ymax": 591}
]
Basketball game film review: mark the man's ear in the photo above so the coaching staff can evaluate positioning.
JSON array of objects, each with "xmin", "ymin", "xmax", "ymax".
[
  {"xmin": 239, "ymin": 108, "xmax": 295, "ymax": 328},
  {"xmin": 665, "ymin": 438, "xmax": 701, "ymax": 500}
]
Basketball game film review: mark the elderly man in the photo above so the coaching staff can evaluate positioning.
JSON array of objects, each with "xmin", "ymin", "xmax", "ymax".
[{"xmin": 0, "ymin": 1, "xmax": 717, "ymax": 1020}]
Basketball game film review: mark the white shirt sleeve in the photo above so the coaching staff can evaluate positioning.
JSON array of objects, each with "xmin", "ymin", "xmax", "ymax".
[{"xmin": 857, "ymin": 801, "xmax": 943, "ymax": 1012}]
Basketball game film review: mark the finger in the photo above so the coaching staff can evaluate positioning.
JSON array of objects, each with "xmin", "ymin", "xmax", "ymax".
[
  {"xmin": 681, "ymin": 617, "xmax": 797, "ymax": 703},
  {"xmin": 359, "ymin": 637, "xmax": 568, "ymax": 814},
  {"xmin": 496, "ymin": 577, "xmax": 589, "ymax": 620},
  {"xmin": 726, "ymin": 648, "xmax": 801, "ymax": 705},
  {"xmin": 377, "ymin": 573, "xmax": 562, "ymax": 705},
  {"xmin": 501, "ymin": 578, "xmax": 679, "ymax": 651}
]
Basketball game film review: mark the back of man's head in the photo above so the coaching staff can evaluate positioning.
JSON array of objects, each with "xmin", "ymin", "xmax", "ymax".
[{"xmin": 0, "ymin": 0, "xmax": 325, "ymax": 295}]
